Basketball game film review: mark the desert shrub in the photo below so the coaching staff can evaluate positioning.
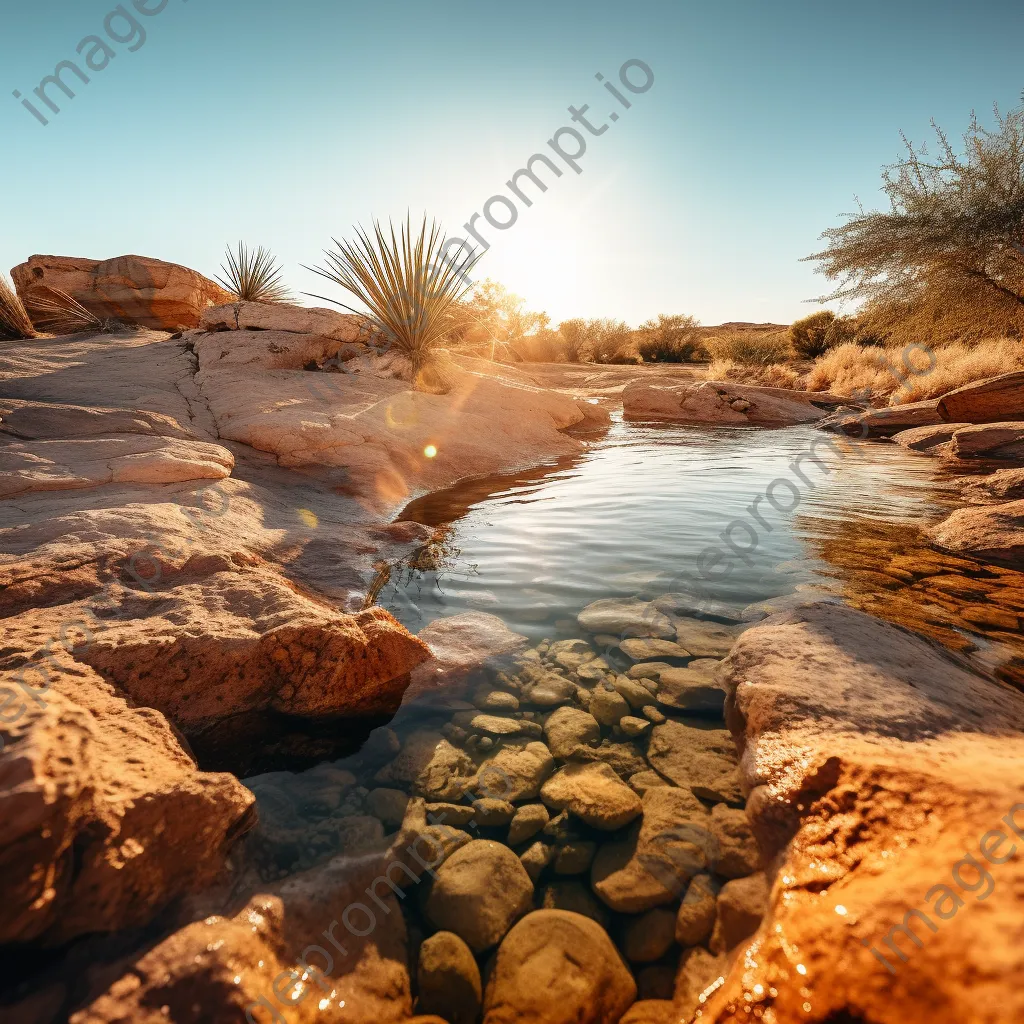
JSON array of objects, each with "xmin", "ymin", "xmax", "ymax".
[
  {"xmin": 804, "ymin": 337, "xmax": 1024, "ymax": 404},
  {"xmin": 557, "ymin": 319, "xmax": 589, "ymax": 362},
  {"xmin": 708, "ymin": 358, "xmax": 801, "ymax": 388},
  {"xmin": 808, "ymin": 101, "xmax": 1024, "ymax": 347},
  {"xmin": 636, "ymin": 313, "xmax": 706, "ymax": 362},
  {"xmin": 705, "ymin": 330, "xmax": 792, "ymax": 365},
  {"xmin": 789, "ymin": 310, "xmax": 838, "ymax": 358},
  {"xmin": 587, "ymin": 319, "xmax": 636, "ymax": 363},
  {"xmin": 309, "ymin": 214, "xmax": 481, "ymax": 382},
  {"xmin": 0, "ymin": 274, "xmax": 37, "ymax": 340},
  {"xmin": 218, "ymin": 242, "xmax": 292, "ymax": 303}
]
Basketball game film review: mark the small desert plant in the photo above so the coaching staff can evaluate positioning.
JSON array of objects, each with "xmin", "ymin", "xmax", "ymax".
[
  {"xmin": 0, "ymin": 274, "xmax": 37, "ymax": 340},
  {"xmin": 705, "ymin": 330, "xmax": 792, "ymax": 365},
  {"xmin": 24, "ymin": 288, "xmax": 103, "ymax": 335},
  {"xmin": 216, "ymin": 242, "xmax": 292, "ymax": 303},
  {"xmin": 636, "ymin": 313, "xmax": 706, "ymax": 362},
  {"xmin": 308, "ymin": 214, "xmax": 482, "ymax": 380},
  {"xmin": 789, "ymin": 310, "xmax": 837, "ymax": 358}
]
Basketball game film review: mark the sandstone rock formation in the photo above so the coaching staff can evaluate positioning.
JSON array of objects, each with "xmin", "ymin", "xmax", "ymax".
[
  {"xmin": 12, "ymin": 254, "xmax": 232, "ymax": 330},
  {"xmin": 699, "ymin": 601, "xmax": 1024, "ymax": 1024},
  {"xmin": 929, "ymin": 499, "xmax": 1024, "ymax": 567},
  {"xmin": 937, "ymin": 369, "xmax": 1024, "ymax": 423},
  {"xmin": 818, "ymin": 398, "xmax": 943, "ymax": 437}
]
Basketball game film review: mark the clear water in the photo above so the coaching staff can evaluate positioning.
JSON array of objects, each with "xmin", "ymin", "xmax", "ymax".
[{"xmin": 378, "ymin": 415, "xmax": 952, "ymax": 642}]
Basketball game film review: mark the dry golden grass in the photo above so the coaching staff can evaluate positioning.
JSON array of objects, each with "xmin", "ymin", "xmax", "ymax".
[
  {"xmin": 805, "ymin": 337, "xmax": 1024, "ymax": 405},
  {"xmin": 708, "ymin": 358, "xmax": 801, "ymax": 388},
  {"xmin": 0, "ymin": 274, "xmax": 37, "ymax": 340},
  {"xmin": 25, "ymin": 289, "xmax": 102, "ymax": 335}
]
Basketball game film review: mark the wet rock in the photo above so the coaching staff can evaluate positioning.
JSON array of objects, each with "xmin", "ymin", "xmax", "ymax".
[
  {"xmin": 635, "ymin": 967, "xmax": 677, "ymax": 1001},
  {"xmin": 482, "ymin": 910, "xmax": 636, "ymax": 1024},
  {"xmin": 591, "ymin": 787, "xmax": 713, "ymax": 913},
  {"xmin": 652, "ymin": 592, "xmax": 745, "ymax": 624},
  {"xmin": 929, "ymin": 499, "xmax": 1024, "ymax": 567},
  {"xmin": 620, "ymin": 907, "xmax": 677, "ymax": 963},
  {"xmin": 892, "ymin": 422, "xmax": 970, "ymax": 451},
  {"xmin": 675, "ymin": 873, "xmax": 720, "ymax": 946},
  {"xmin": 709, "ymin": 872, "xmax": 768, "ymax": 953},
  {"xmin": 507, "ymin": 803, "xmax": 550, "ymax": 845},
  {"xmin": 476, "ymin": 689, "xmax": 520, "ymax": 711},
  {"xmin": 961, "ymin": 466, "xmax": 1024, "ymax": 502},
  {"xmin": 554, "ymin": 840, "xmax": 598, "ymax": 875},
  {"xmin": 540, "ymin": 763, "xmax": 643, "ymax": 830},
  {"xmin": 628, "ymin": 770, "xmax": 671, "ymax": 796},
  {"xmin": 949, "ymin": 421, "xmax": 1024, "ymax": 458},
  {"xmin": 612, "ymin": 674, "xmax": 658, "ymax": 710},
  {"xmin": 542, "ymin": 808, "xmax": 584, "ymax": 842},
  {"xmin": 670, "ymin": 619, "xmax": 742, "ymax": 658},
  {"xmin": 573, "ymin": 740, "xmax": 649, "ymax": 779},
  {"xmin": 473, "ymin": 798, "xmax": 516, "ymax": 826},
  {"xmin": 589, "ymin": 685, "xmax": 631, "ymax": 727},
  {"xmin": 470, "ymin": 713, "xmax": 539, "ymax": 737},
  {"xmin": 476, "ymin": 741, "xmax": 555, "ymax": 801},
  {"xmin": 619, "ymin": 715, "xmax": 652, "ymax": 738},
  {"xmin": 619, "ymin": 637, "xmax": 691, "ymax": 660},
  {"xmin": 818, "ymin": 398, "xmax": 942, "ymax": 437},
  {"xmin": 653, "ymin": 660, "xmax": 725, "ymax": 714},
  {"xmin": 539, "ymin": 880, "xmax": 610, "ymax": 928},
  {"xmin": 520, "ymin": 670, "xmax": 579, "ymax": 707},
  {"xmin": 424, "ymin": 840, "xmax": 534, "ymax": 953},
  {"xmin": 425, "ymin": 802, "xmax": 477, "ymax": 827},
  {"xmin": 577, "ymin": 598, "xmax": 676, "ymax": 639},
  {"xmin": 519, "ymin": 840, "xmax": 556, "ymax": 882},
  {"xmin": 642, "ymin": 706, "xmax": 666, "ymax": 724},
  {"xmin": 365, "ymin": 787, "xmax": 410, "ymax": 830},
  {"xmin": 576, "ymin": 659, "xmax": 611, "ymax": 684},
  {"xmin": 621, "ymin": 998, "xmax": 678, "ymax": 1023},
  {"xmin": 708, "ymin": 803, "xmax": 760, "ymax": 878},
  {"xmin": 416, "ymin": 930, "xmax": 482, "ymax": 1024},
  {"xmin": 646, "ymin": 720, "xmax": 741, "ymax": 803},
  {"xmin": 674, "ymin": 947, "xmax": 727, "ymax": 1019},
  {"xmin": 375, "ymin": 730, "xmax": 477, "ymax": 801},
  {"xmin": 936, "ymin": 369, "xmax": 1024, "ymax": 423},
  {"xmin": 544, "ymin": 706, "xmax": 601, "ymax": 759},
  {"xmin": 547, "ymin": 638, "xmax": 600, "ymax": 671}
]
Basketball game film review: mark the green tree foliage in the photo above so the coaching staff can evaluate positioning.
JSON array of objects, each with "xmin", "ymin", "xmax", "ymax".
[
  {"xmin": 808, "ymin": 99, "xmax": 1024, "ymax": 345},
  {"xmin": 789, "ymin": 310, "xmax": 836, "ymax": 357},
  {"xmin": 636, "ymin": 313, "xmax": 706, "ymax": 362}
]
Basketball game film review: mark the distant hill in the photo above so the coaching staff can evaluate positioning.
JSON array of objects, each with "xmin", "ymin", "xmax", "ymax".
[{"xmin": 703, "ymin": 322, "xmax": 789, "ymax": 334}]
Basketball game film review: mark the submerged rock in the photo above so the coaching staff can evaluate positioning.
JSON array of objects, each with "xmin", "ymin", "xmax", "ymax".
[
  {"xmin": 930, "ymin": 499, "xmax": 1024, "ymax": 567},
  {"xmin": 544, "ymin": 706, "xmax": 601, "ymax": 759},
  {"xmin": 483, "ymin": 910, "xmax": 636, "ymax": 1024},
  {"xmin": 620, "ymin": 907, "xmax": 677, "ymax": 963},
  {"xmin": 416, "ymin": 931, "xmax": 482, "ymax": 1024},
  {"xmin": 540, "ymin": 763, "xmax": 643, "ymax": 830},
  {"xmin": 646, "ymin": 720, "xmax": 742, "ymax": 803},
  {"xmin": 577, "ymin": 598, "xmax": 676, "ymax": 639}
]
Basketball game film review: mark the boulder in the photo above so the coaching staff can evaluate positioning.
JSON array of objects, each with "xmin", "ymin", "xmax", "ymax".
[
  {"xmin": 708, "ymin": 803, "xmax": 760, "ymax": 878},
  {"xmin": 675, "ymin": 873, "xmax": 720, "ymax": 946},
  {"xmin": 476, "ymin": 741, "xmax": 555, "ymax": 801},
  {"xmin": 544, "ymin": 706, "xmax": 601, "ymax": 759},
  {"xmin": 573, "ymin": 740, "xmax": 649, "ymax": 779},
  {"xmin": 473, "ymin": 798, "xmax": 516, "ymax": 826},
  {"xmin": 423, "ymin": 840, "xmax": 534, "ymax": 952},
  {"xmin": 577, "ymin": 598, "xmax": 676, "ymax": 639},
  {"xmin": 416, "ymin": 930, "xmax": 482, "ymax": 1024},
  {"xmin": 591, "ymin": 787, "xmax": 714, "ymax": 913},
  {"xmin": 554, "ymin": 840, "xmax": 598, "ymax": 875},
  {"xmin": 611, "ymin": 675, "xmax": 657, "ymax": 710},
  {"xmin": 891, "ymin": 422, "xmax": 971, "ymax": 451},
  {"xmin": 483, "ymin": 910, "xmax": 636, "ymax": 1024},
  {"xmin": 929, "ymin": 499, "xmax": 1024, "ymax": 567},
  {"xmin": 709, "ymin": 872, "xmax": 769, "ymax": 953},
  {"xmin": 519, "ymin": 839, "xmax": 556, "ymax": 882},
  {"xmin": 540, "ymin": 763, "xmax": 643, "ymax": 830},
  {"xmin": 937, "ymin": 369, "xmax": 1024, "ymax": 423},
  {"xmin": 589, "ymin": 686, "xmax": 631, "ymax": 728},
  {"xmin": 960, "ymin": 467, "xmax": 1024, "ymax": 503},
  {"xmin": 623, "ymin": 379, "xmax": 841, "ymax": 427},
  {"xmin": 646, "ymin": 720, "xmax": 741, "ymax": 803},
  {"xmin": 818, "ymin": 399, "xmax": 942, "ymax": 438},
  {"xmin": 539, "ymin": 880, "xmax": 610, "ymax": 928},
  {"xmin": 674, "ymin": 947, "xmax": 728, "ymax": 1019},
  {"xmin": 375, "ymin": 730, "xmax": 477, "ymax": 801},
  {"xmin": 619, "ymin": 1001, "xmax": 681, "ymax": 1024},
  {"xmin": 12, "ymin": 254, "xmax": 232, "ymax": 330},
  {"xmin": 620, "ymin": 907, "xmax": 677, "ymax": 963},
  {"xmin": 654, "ymin": 661, "xmax": 726, "ymax": 714},
  {"xmin": 949, "ymin": 421, "xmax": 1024, "ymax": 458},
  {"xmin": 671, "ymin": 619, "xmax": 742, "ymax": 658}
]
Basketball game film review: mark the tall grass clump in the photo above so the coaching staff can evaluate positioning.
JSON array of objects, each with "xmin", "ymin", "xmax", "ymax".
[
  {"xmin": 805, "ymin": 337, "xmax": 1024, "ymax": 404},
  {"xmin": 24, "ymin": 288, "xmax": 103, "ymax": 335},
  {"xmin": 708, "ymin": 358, "xmax": 801, "ymax": 388},
  {"xmin": 308, "ymin": 214, "xmax": 481, "ymax": 382},
  {"xmin": 217, "ymin": 243, "xmax": 292, "ymax": 303},
  {"xmin": 0, "ymin": 274, "xmax": 37, "ymax": 340}
]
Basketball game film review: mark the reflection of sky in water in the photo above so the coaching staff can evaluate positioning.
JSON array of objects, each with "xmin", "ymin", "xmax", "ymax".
[{"xmin": 379, "ymin": 417, "xmax": 950, "ymax": 643}]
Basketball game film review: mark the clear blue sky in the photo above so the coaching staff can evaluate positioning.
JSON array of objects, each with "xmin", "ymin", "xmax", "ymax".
[{"xmin": 4, "ymin": 0, "xmax": 1023, "ymax": 326}]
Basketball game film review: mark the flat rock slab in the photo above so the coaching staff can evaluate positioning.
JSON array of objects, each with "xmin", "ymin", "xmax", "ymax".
[
  {"xmin": 671, "ymin": 619, "xmax": 743, "ymax": 658},
  {"xmin": 646, "ymin": 720, "xmax": 741, "ymax": 802},
  {"xmin": 937, "ymin": 369, "xmax": 1024, "ymax": 423},
  {"xmin": 892, "ymin": 422, "xmax": 971, "ymax": 451},
  {"xmin": 949, "ymin": 421, "xmax": 1024, "ymax": 458},
  {"xmin": 655, "ymin": 661, "xmax": 726, "ymax": 714},
  {"xmin": 0, "ymin": 435, "xmax": 233, "ymax": 497},
  {"xmin": 620, "ymin": 637, "xmax": 691, "ymax": 660},
  {"xmin": 540, "ymin": 763, "xmax": 643, "ymax": 830},
  {"xmin": 818, "ymin": 399, "xmax": 942, "ymax": 438},
  {"xmin": 960, "ymin": 467, "xmax": 1024, "ymax": 503}
]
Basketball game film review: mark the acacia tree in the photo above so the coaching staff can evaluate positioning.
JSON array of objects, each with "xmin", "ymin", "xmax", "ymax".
[{"xmin": 808, "ymin": 99, "xmax": 1024, "ymax": 345}]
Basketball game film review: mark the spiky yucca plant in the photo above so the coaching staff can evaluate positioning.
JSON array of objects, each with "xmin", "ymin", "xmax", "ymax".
[
  {"xmin": 25, "ymin": 288, "xmax": 103, "ymax": 335},
  {"xmin": 0, "ymin": 274, "xmax": 37, "ymax": 340},
  {"xmin": 216, "ymin": 242, "xmax": 292, "ymax": 303},
  {"xmin": 307, "ymin": 214, "xmax": 482, "ymax": 380}
]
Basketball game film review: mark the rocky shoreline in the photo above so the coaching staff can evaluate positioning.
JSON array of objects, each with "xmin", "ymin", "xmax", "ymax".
[{"xmin": 2, "ymin": 285, "xmax": 1024, "ymax": 1023}]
